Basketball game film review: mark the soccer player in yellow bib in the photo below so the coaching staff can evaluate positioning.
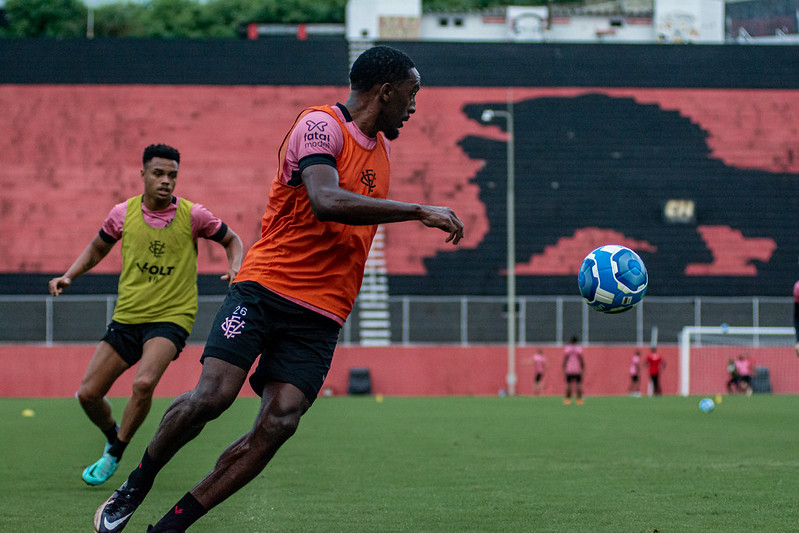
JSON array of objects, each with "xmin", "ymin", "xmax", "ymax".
[{"xmin": 48, "ymin": 144, "xmax": 243, "ymax": 486}]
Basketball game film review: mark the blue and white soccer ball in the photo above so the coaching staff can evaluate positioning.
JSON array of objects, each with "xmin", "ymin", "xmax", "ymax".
[
  {"xmin": 577, "ymin": 245, "xmax": 648, "ymax": 314},
  {"xmin": 699, "ymin": 398, "xmax": 715, "ymax": 413}
]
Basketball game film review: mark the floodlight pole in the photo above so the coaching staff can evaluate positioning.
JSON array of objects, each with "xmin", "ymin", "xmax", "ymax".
[
  {"xmin": 481, "ymin": 101, "xmax": 517, "ymax": 396},
  {"xmin": 86, "ymin": 0, "xmax": 96, "ymax": 39},
  {"xmin": 87, "ymin": 7, "xmax": 94, "ymax": 39}
]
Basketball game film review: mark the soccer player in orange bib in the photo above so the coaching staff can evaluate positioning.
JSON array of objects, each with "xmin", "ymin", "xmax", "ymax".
[{"xmin": 94, "ymin": 46, "xmax": 464, "ymax": 533}]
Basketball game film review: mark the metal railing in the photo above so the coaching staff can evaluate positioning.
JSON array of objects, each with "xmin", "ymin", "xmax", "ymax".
[{"xmin": 0, "ymin": 294, "xmax": 791, "ymax": 346}]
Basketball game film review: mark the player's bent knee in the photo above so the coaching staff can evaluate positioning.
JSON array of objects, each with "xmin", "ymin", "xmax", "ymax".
[
  {"xmin": 254, "ymin": 412, "xmax": 301, "ymax": 444},
  {"xmin": 76, "ymin": 386, "xmax": 103, "ymax": 405},
  {"xmin": 187, "ymin": 389, "xmax": 237, "ymax": 421},
  {"xmin": 131, "ymin": 376, "xmax": 159, "ymax": 399}
]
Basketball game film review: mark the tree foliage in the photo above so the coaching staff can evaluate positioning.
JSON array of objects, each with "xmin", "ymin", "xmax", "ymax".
[
  {"xmin": 3, "ymin": 0, "xmax": 87, "ymax": 37},
  {"xmin": 90, "ymin": 2, "xmax": 149, "ymax": 38}
]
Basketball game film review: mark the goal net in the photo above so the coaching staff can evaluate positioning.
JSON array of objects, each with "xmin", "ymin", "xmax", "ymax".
[{"xmin": 678, "ymin": 326, "xmax": 798, "ymax": 396}]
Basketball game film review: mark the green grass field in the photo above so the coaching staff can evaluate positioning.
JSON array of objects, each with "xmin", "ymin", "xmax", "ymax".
[{"xmin": 1, "ymin": 394, "xmax": 797, "ymax": 532}]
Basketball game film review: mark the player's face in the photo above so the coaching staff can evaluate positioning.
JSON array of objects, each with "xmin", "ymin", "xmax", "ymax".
[
  {"xmin": 381, "ymin": 67, "xmax": 420, "ymax": 141},
  {"xmin": 141, "ymin": 157, "xmax": 178, "ymax": 204}
]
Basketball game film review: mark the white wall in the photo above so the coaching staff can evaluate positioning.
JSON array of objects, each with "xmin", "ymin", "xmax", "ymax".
[
  {"xmin": 346, "ymin": 0, "xmax": 422, "ymax": 40},
  {"xmin": 547, "ymin": 15, "xmax": 656, "ymax": 42},
  {"xmin": 418, "ymin": 11, "xmax": 657, "ymax": 43},
  {"xmin": 347, "ymin": 0, "xmax": 728, "ymax": 44},
  {"xmin": 655, "ymin": 0, "xmax": 725, "ymax": 43},
  {"xmin": 419, "ymin": 12, "xmax": 507, "ymax": 42}
]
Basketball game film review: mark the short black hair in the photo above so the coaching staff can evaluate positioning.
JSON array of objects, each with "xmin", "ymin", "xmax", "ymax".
[
  {"xmin": 349, "ymin": 45, "xmax": 416, "ymax": 93},
  {"xmin": 143, "ymin": 144, "xmax": 180, "ymax": 166}
]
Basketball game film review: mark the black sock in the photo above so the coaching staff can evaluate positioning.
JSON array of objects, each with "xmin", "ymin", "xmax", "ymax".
[
  {"xmin": 107, "ymin": 438, "xmax": 128, "ymax": 460},
  {"xmin": 127, "ymin": 448, "xmax": 166, "ymax": 493},
  {"xmin": 102, "ymin": 423, "xmax": 119, "ymax": 445},
  {"xmin": 152, "ymin": 492, "xmax": 207, "ymax": 531}
]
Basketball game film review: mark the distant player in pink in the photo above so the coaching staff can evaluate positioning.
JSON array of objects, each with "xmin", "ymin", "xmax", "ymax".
[
  {"xmin": 562, "ymin": 336, "xmax": 585, "ymax": 405},
  {"xmin": 628, "ymin": 349, "xmax": 641, "ymax": 397},
  {"xmin": 733, "ymin": 354, "xmax": 756, "ymax": 396},
  {"xmin": 646, "ymin": 348, "xmax": 665, "ymax": 396},
  {"xmin": 532, "ymin": 349, "xmax": 547, "ymax": 395}
]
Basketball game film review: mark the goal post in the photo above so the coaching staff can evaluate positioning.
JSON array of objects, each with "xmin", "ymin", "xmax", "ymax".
[{"xmin": 678, "ymin": 326, "xmax": 797, "ymax": 396}]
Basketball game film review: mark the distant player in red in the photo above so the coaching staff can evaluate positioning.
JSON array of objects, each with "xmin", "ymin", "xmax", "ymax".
[
  {"xmin": 562, "ymin": 336, "xmax": 585, "ymax": 405},
  {"xmin": 646, "ymin": 348, "xmax": 665, "ymax": 396}
]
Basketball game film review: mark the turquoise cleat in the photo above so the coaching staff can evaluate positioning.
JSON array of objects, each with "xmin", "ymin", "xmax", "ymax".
[{"xmin": 83, "ymin": 453, "xmax": 119, "ymax": 486}]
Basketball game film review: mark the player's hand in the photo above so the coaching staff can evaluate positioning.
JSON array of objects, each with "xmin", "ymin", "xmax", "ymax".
[
  {"xmin": 48, "ymin": 276, "xmax": 71, "ymax": 296},
  {"xmin": 220, "ymin": 269, "xmax": 239, "ymax": 286},
  {"xmin": 420, "ymin": 206, "xmax": 464, "ymax": 245},
  {"xmin": 795, "ymin": 342, "xmax": 799, "ymax": 358}
]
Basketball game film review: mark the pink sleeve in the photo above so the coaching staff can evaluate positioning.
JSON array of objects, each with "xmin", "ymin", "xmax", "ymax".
[
  {"xmin": 793, "ymin": 280, "xmax": 799, "ymax": 302},
  {"xmin": 190, "ymin": 203, "xmax": 223, "ymax": 240},
  {"xmin": 281, "ymin": 110, "xmax": 344, "ymax": 184},
  {"xmin": 100, "ymin": 202, "xmax": 127, "ymax": 240},
  {"xmin": 381, "ymin": 135, "xmax": 391, "ymax": 158}
]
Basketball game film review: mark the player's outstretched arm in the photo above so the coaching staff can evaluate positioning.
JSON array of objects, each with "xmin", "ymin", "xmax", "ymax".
[
  {"xmin": 217, "ymin": 227, "xmax": 243, "ymax": 285},
  {"xmin": 303, "ymin": 164, "xmax": 463, "ymax": 244},
  {"xmin": 416, "ymin": 204, "xmax": 463, "ymax": 244},
  {"xmin": 48, "ymin": 235, "xmax": 114, "ymax": 296}
]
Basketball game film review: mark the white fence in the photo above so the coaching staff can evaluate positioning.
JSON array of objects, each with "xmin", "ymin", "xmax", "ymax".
[{"xmin": 0, "ymin": 294, "xmax": 791, "ymax": 346}]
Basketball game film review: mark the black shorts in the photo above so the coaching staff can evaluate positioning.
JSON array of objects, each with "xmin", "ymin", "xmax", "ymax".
[
  {"xmin": 102, "ymin": 321, "xmax": 189, "ymax": 366},
  {"xmin": 566, "ymin": 374, "xmax": 582, "ymax": 383},
  {"xmin": 201, "ymin": 281, "xmax": 341, "ymax": 404},
  {"xmin": 535, "ymin": 373, "xmax": 543, "ymax": 383}
]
